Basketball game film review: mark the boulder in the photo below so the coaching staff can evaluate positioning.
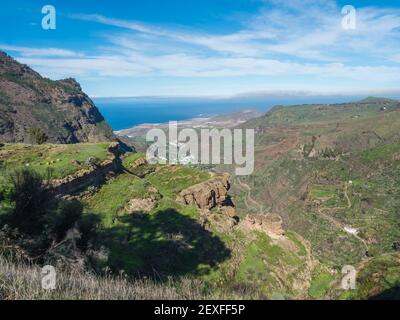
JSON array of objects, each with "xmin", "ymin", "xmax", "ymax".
[
  {"xmin": 107, "ymin": 142, "xmax": 120, "ymax": 156},
  {"xmin": 242, "ymin": 214, "xmax": 285, "ymax": 238},
  {"xmin": 125, "ymin": 196, "xmax": 158, "ymax": 214},
  {"xmin": 176, "ymin": 173, "xmax": 230, "ymax": 210},
  {"xmin": 130, "ymin": 157, "xmax": 147, "ymax": 168},
  {"xmin": 220, "ymin": 206, "xmax": 237, "ymax": 218}
]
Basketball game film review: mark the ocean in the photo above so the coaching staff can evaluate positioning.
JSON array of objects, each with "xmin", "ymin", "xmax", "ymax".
[{"xmin": 94, "ymin": 95, "xmax": 379, "ymax": 131}]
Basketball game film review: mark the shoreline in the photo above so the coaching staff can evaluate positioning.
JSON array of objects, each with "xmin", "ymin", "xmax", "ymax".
[{"xmin": 114, "ymin": 109, "xmax": 263, "ymax": 138}]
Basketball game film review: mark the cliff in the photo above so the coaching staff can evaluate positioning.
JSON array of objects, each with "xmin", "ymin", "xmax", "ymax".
[
  {"xmin": 0, "ymin": 51, "xmax": 115, "ymax": 143},
  {"xmin": 176, "ymin": 173, "xmax": 231, "ymax": 210}
]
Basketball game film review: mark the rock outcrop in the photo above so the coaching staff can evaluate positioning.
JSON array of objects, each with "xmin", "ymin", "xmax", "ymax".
[
  {"xmin": 127, "ymin": 156, "xmax": 156, "ymax": 177},
  {"xmin": 241, "ymin": 214, "xmax": 285, "ymax": 239},
  {"xmin": 48, "ymin": 143, "xmax": 121, "ymax": 196},
  {"xmin": 130, "ymin": 157, "xmax": 148, "ymax": 169},
  {"xmin": 0, "ymin": 51, "xmax": 115, "ymax": 143},
  {"xmin": 176, "ymin": 173, "xmax": 231, "ymax": 210},
  {"xmin": 125, "ymin": 196, "xmax": 158, "ymax": 214}
]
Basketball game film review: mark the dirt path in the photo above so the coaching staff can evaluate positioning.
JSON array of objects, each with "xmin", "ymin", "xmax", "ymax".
[
  {"xmin": 317, "ymin": 204, "xmax": 369, "ymax": 253},
  {"xmin": 344, "ymin": 183, "xmax": 352, "ymax": 209},
  {"xmin": 236, "ymin": 178, "xmax": 264, "ymax": 214}
]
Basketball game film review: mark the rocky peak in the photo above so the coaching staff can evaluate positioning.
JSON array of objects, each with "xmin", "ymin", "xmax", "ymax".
[
  {"xmin": 0, "ymin": 51, "xmax": 115, "ymax": 144},
  {"xmin": 59, "ymin": 78, "xmax": 82, "ymax": 91}
]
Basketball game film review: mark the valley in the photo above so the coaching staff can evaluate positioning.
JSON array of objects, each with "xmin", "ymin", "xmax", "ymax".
[{"xmin": 0, "ymin": 52, "xmax": 399, "ymax": 300}]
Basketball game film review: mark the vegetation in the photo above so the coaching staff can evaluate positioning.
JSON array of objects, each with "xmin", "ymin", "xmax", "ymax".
[
  {"xmin": 28, "ymin": 128, "xmax": 48, "ymax": 145},
  {"xmin": 0, "ymin": 256, "xmax": 207, "ymax": 300},
  {"xmin": 308, "ymin": 267, "xmax": 334, "ymax": 299},
  {"xmin": 1, "ymin": 98, "xmax": 400, "ymax": 300},
  {"xmin": 0, "ymin": 168, "xmax": 99, "ymax": 267},
  {"xmin": 338, "ymin": 253, "xmax": 400, "ymax": 300},
  {"xmin": 0, "ymin": 143, "xmax": 111, "ymax": 179},
  {"xmin": 146, "ymin": 165, "xmax": 210, "ymax": 197}
]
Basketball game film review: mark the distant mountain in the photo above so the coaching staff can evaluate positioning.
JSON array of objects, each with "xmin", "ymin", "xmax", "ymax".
[
  {"xmin": 0, "ymin": 51, "xmax": 115, "ymax": 143},
  {"xmin": 358, "ymin": 96, "xmax": 399, "ymax": 104}
]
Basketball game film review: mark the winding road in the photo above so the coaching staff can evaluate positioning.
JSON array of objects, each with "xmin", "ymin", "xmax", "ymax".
[{"xmin": 236, "ymin": 178, "xmax": 264, "ymax": 214}]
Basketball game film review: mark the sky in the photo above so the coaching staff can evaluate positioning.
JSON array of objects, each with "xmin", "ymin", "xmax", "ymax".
[{"xmin": 1, "ymin": 0, "xmax": 400, "ymax": 98}]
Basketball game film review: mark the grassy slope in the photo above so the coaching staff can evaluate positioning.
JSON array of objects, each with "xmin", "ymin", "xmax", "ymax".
[
  {"xmin": 0, "ymin": 143, "xmax": 110, "ymax": 179},
  {"xmin": 232, "ymin": 98, "xmax": 400, "ymax": 298},
  {"xmin": 3, "ymin": 145, "xmax": 308, "ymax": 298},
  {"xmin": 2, "ymin": 98, "xmax": 400, "ymax": 299}
]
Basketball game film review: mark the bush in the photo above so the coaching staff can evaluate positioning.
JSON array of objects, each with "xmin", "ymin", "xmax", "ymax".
[
  {"xmin": 28, "ymin": 127, "xmax": 48, "ymax": 145},
  {"xmin": 0, "ymin": 169, "xmax": 98, "ymax": 263},
  {"xmin": 47, "ymin": 201, "xmax": 83, "ymax": 242},
  {"xmin": 6, "ymin": 169, "xmax": 48, "ymax": 235},
  {"xmin": 85, "ymin": 157, "xmax": 100, "ymax": 166}
]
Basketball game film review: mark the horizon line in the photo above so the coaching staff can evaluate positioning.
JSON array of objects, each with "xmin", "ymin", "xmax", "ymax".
[{"xmin": 91, "ymin": 89, "xmax": 400, "ymax": 100}]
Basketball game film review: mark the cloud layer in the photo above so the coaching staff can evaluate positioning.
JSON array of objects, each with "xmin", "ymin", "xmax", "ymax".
[{"xmin": 1, "ymin": 0, "xmax": 400, "ymax": 96}]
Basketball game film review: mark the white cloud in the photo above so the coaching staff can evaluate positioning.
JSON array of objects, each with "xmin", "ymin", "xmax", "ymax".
[
  {"xmin": 0, "ymin": 44, "xmax": 81, "ymax": 57},
  {"xmin": 70, "ymin": 3, "xmax": 400, "ymax": 64},
  {"xmin": 3, "ymin": 1, "xmax": 400, "ymax": 96},
  {"xmin": 16, "ymin": 52, "xmax": 400, "ymax": 82}
]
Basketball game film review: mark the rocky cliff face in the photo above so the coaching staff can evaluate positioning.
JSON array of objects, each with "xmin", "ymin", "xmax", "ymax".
[
  {"xmin": 240, "ymin": 214, "xmax": 285, "ymax": 239},
  {"xmin": 176, "ymin": 173, "xmax": 231, "ymax": 210},
  {"xmin": 0, "ymin": 51, "xmax": 115, "ymax": 143}
]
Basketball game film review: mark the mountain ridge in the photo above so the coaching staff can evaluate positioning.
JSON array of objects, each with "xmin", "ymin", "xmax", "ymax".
[{"xmin": 0, "ymin": 51, "xmax": 115, "ymax": 144}]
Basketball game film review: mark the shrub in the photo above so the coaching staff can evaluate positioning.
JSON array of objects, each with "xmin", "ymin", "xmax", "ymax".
[
  {"xmin": 28, "ymin": 127, "xmax": 48, "ymax": 145},
  {"xmin": 5, "ymin": 169, "xmax": 48, "ymax": 235},
  {"xmin": 47, "ymin": 201, "xmax": 83, "ymax": 242},
  {"xmin": 0, "ymin": 169, "xmax": 98, "ymax": 263}
]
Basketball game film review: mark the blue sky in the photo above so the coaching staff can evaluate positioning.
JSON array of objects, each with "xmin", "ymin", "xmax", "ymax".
[{"xmin": 1, "ymin": 0, "xmax": 400, "ymax": 97}]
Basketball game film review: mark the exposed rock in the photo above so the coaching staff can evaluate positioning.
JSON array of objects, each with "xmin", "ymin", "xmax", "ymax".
[
  {"xmin": 176, "ymin": 173, "xmax": 230, "ymax": 210},
  {"xmin": 107, "ymin": 142, "xmax": 121, "ymax": 156},
  {"xmin": 130, "ymin": 157, "xmax": 147, "ymax": 169},
  {"xmin": 241, "ymin": 214, "xmax": 285, "ymax": 239},
  {"xmin": 125, "ymin": 196, "xmax": 158, "ymax": 214},
  {"xmin": 48, "ymin": 157, "xmax": 120, "ymax": 196},
  {"xmin": 220, "ymin": 206, "xmax": 237, "ymax": 218},
  {"xmin": 126, "ymin": 156, "xmax": 156, "ymax": 177},
  {"xmin": 0, "ymin": 51, "xmax": 115, "ymax": 143},
  {"xmin": 207, "ymin": 213, "xmax": 238, "ymax": 232},
  {"xmin": 71, "ymin": 159, "xmax": 81, "ymax": 166},
  {"xmin": 148, "ymin": 186, "xmax": 159, "ymax": 194}
]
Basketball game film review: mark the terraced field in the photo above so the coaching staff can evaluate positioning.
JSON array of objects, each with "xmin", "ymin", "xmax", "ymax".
[{"xmin": 230, "ymin": 97, "xmax": 400, "ymax": 298}]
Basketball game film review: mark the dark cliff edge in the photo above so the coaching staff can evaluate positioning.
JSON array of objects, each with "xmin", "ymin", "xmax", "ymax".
[{"xmin": 0, "ymin": 51, "xmax": 116, "ymax": 144}]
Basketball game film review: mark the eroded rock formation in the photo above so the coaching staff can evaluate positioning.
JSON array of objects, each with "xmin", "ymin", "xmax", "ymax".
[
  {"xmin": 48, "ymin": 143, "xmax": 121, "ymax": 196},
  {"xmin": 176, "ymin": 173, "xmax": 231, "ymax": 210},
  {"xmin": 125, "ymin": 196, "xmax": 158, "ymax": 214},
  {"xmin": 241, "ymin": 214, "xmax": 285, "ymax": 239}
]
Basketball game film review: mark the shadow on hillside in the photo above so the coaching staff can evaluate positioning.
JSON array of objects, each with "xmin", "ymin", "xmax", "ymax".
[
  {"xmin": 99, "ymin": 208, "xmax": 231, "ymax": 280},
  {"xmin": 368, "ymin": 286, "xmax": 400, "ymax": 300}
]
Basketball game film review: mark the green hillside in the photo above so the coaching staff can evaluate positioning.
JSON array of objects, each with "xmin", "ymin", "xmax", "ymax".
[{"xmin": 1, "ymin": 97, "xmax": 400, "ymax": 300}]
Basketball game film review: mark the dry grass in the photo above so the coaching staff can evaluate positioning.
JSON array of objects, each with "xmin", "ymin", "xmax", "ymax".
[{"xmin": 0, "ymin": 256, "xmax": 207, "ymax": 300}]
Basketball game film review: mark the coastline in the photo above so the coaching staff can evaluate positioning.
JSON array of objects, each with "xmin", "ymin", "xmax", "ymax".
[{"xmin": 114, "ymin": 109, "xmax": 263, "ymax": 138}]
